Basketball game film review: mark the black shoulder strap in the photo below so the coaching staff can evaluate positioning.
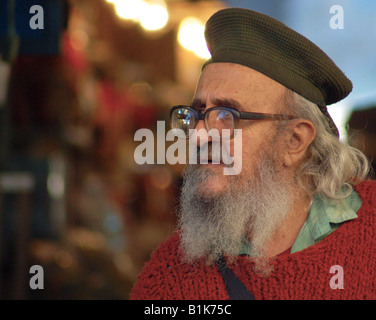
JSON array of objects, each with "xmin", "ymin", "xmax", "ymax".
[{"xmin": 215, "ymin": 256, "xmax": 256, "ymax": 300}]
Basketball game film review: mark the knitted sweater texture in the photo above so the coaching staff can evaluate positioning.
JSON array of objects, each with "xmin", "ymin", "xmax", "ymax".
[{"xmin": 130, "ymin": 181, "xmax": 376, "ymax": 300}]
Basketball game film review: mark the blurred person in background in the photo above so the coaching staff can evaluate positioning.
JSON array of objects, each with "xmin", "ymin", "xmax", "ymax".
[{"xmin": 130, "ymin": 8, "xmax": 375, "ymax": 300}]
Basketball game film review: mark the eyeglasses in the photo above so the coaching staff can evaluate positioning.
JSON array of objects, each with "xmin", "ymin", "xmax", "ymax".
[{"xmin": 170, "ymin": 105, "xmax": 297, "ymax": 138}]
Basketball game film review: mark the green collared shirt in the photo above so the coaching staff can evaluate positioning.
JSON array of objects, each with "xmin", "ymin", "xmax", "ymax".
[
  {"xmin": 290, "ymin": 190, "xmax": 362, "ymax": 253},
  {"xmin": 240, "ymin": 189, "xmax": 362, "ymax": 255}
]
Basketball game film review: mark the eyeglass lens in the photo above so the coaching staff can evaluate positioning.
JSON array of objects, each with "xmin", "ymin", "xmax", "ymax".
[
  {"xmin": 205, "ymin": 109, "xmax": 234, "ymax": 134},
  {"xmin": 172, "ymin": 107, "xmax": 235, "ymax": 136},
  {"xmin": 172, "ymin": 108, "xmax": 196, "ymax": 135}
]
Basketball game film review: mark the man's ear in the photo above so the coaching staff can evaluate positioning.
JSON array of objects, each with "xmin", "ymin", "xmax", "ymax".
[{"xmin": 283, "ymin": 120, "xmax": 316, "ymax": 167}]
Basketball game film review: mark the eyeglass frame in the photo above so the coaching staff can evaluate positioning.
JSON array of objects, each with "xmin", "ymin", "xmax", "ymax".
[{"xmin": 170, "ymin": 105, "xmax": 297, "ymax": 138}]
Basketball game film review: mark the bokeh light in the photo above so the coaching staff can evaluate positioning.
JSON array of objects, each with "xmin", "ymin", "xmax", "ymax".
[
  {"xmin": 109, "ymin": 0, "xmax": 169, "ymax": 32},
  {"xmin": 178, "ymin": 17, "xmax": 211, "ymax": 59},
  {"xmin": 139, "ymin": 2, "xmax": 169, "ymax": 31},
  {"xmin": 113, "ymin": 0, "xmax": 145, "ymax": 22}
]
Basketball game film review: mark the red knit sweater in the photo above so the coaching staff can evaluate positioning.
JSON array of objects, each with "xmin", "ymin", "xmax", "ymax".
[{"xmin": 130, "ymin": 181, "xmax": 376, "ymax": 300}]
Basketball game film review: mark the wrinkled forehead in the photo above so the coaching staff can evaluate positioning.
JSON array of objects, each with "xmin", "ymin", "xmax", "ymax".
[{"xmin": 194, "ymin": 63, "xmax": 289, "ymax": 113}]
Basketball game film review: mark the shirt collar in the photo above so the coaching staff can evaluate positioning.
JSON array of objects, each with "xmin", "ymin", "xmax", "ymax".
[
  {"xmin": 290, "ymin": 189, "xmax": 361, "ymax": 253},
  {"xmin": 306, "ymin": 190, "xmax": 361, "ymax": 242}
]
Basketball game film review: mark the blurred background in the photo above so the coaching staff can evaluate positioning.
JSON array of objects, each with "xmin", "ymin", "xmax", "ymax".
[{"xmin": 0, "ymin": 0, "xmax": 375, "ymax": 299}]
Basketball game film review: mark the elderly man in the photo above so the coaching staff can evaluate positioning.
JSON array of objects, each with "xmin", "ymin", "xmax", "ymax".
[{"xmin": 130, "ymin": 8, "xmax": 375, "ymax": 300}]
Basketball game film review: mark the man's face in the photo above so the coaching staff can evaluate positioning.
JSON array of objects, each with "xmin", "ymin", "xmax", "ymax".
[
  {"xmin": 178, "ymin": 63, "xmax": 294, "ymax": 265},
  {"xmin": 191, "ymin": 62, "xmax": 289, "ymax": 196}
]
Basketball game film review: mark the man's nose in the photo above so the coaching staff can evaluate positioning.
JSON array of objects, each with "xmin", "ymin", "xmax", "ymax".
[
  {"xmin": 191, "ymin": 120, "xmax": 212, "ymax": 147},
  {"xmin": 195, "ymin": 119, "xmax": 206, "ymax": 131}
]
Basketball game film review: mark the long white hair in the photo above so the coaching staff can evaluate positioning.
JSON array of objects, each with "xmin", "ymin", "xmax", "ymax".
[{"xmin": 285, "ymin": 91, "xmax": 370, "ymax": 199}]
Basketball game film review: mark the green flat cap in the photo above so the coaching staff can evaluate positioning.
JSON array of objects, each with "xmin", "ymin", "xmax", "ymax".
[{"xmin": 203, "ymin": 7, "xmax": 353, "ymax": 136}]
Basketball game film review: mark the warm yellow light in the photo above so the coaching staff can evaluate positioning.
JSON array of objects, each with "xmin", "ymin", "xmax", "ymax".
[
  {"xmin": 113, "ymin": 0, "xmax": 145, "ymax": 22},
  {"xmin": 139, "ymin": 3, "xmax": 169, "ymax": 31},
  {"xmin": 178, "ymin": 17, "xmax": 211, "ymax": 59}
]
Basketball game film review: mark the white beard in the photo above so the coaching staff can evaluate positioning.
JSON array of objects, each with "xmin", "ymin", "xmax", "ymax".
[{"xmin": 177, "ymin": 148, "xmax": 293, "ymax": 271}]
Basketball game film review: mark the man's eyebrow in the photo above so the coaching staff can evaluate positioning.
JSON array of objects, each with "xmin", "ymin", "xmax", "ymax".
[
  {"xmin": 190, "ymin": 98, "xmax": 243, "ymax": 110},
  {"xmin": 211, "ymin": 98, "xmax": 242, "ymax": 110},
  {"xmin": 190, "ymin": 99, "xmax": 205, "ymax": 110}
]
